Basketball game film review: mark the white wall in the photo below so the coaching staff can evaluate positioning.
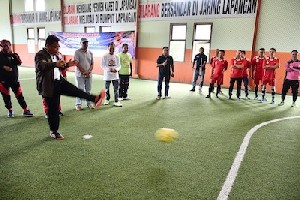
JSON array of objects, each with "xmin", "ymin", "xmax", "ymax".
[
  {"xmin": 139, "ymin": 17, "xmax": 255, "ymax": 50},
  {"xmin": 256, "ymin": 0, "xmax": 300, "ymax": 52},
  {"xmin": 0, "ymin": 0, "xmax": 13, "ymax": 41}
]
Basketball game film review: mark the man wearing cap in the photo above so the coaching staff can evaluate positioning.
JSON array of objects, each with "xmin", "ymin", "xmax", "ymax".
[{"xmin": 74, "ymin": 38, "xmax": 94, "ymax": 110}]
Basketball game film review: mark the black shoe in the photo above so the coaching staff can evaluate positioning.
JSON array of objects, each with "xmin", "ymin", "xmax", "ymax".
[
  {"xmin": 49, "ymin": 132, "xmax": 64, "ymax": 140},
  {"xmin": 59, "ymin": 112, "xmax": 64, "ymax": 116},
  {"xmin": 206, "ymin": 95, "xmax": 211, "ymax": 98},
  {"xmin": 216, "ymin": 95, "xmax": 219, "ymax": 98},
  {"xmin": 7, "ymin": 110, "xmax": 14, "ymax": 118},
  {"xmin": 190, "ymin": 88, "xmax": 195, "ymax": 92},
  {"xmin": 23, "ymin": 110, "xmax": 33, "ymax": 117}
]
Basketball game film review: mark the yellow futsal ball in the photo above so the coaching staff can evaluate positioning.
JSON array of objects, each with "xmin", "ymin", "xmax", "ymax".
[{"xmin": 155, "ymin": 128, "xmax": 178, "ymax": 143}]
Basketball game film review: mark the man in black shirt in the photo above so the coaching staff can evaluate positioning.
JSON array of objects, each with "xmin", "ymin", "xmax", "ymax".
[
  {"xmin": 156, "ymin": 47, "xmax": 174, "ymax": 99},
  {"xmin": 0, "ymin": 39, "xmax": 33, "ymax": 117},
  {"xmin": 190, "ymin": 47, "xmax": 207, "ymax": 92}
]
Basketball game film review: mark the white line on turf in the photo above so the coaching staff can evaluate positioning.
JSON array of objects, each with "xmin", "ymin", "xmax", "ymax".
[
  {"xmin": 217, "ymin": 116, "xmax": 300, "ymax": 200},
  {"xmin": 19, "ymin": 78, "xmax": 35, "ymax": 81}
]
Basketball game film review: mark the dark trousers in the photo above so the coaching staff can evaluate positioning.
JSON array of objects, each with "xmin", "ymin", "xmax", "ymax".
[
  {"xmin": 281, "ymin": 79, "xmax": 299, "ymax": 102},
  {"xmin": 243, "ymin": 77, "xmax": 249, "ymax": 96},
  {"xmin": 44, "ymin": 78, "xmax": 96, "ymax": 133},
  {"xmin": 119, "ymin": 75, "xmax": 130, "ymax": 98},
  {"xmin": 229, "ymin": 78, "xmax": 243, "ymax": 98},
  {"xmin": 157, "ymin": 72, "xmax": 170, "ymax": 97},
  {"xmin": 0, "ymin": 80, "xmax": 27, "ymax": 110},
  {"xmin": 105, "ymin": 80, "xmax": 119, "ymax": 102}
]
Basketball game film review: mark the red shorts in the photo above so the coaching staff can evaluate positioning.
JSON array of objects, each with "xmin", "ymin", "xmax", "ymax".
[
  {"xmin": 254, "ymin": 74, "xmax": 263, "ymax": 85},
  {"xmin": 262, "ymin": 79, "xmax": 275, "ymax": 86},
  {"xmin": 211, "ymin": 75, "xmax": 223, "ymax": 85}
]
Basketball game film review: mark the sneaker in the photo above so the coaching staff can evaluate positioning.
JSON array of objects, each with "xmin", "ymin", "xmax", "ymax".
[
  {"xmin": 278, "ymin": 101, "xmax": 284, "ymax": 106},
  {"xmin": 216, "ymin": 95, "xmax": 219, "ymax": 98},
  {"xmin": 237, "ymin": 97, "xmax": 241, "ymax": 101},
  {"xmin": 156, "ymin": 96, "xmax": 161, "ymax": 100},
  {"xmin": 104, "ymin": 100, "xmax": 110, "ymax": 105},
  {"xmin": 291, "ymin": 102, "xmax": 296, "ymax": 107},
  {"xmin": 23, "ymin": 110, "xmax": 33, "ymax": 117},
  {"xmin": 164, "ymin": 96, "xmax": 171, "ymax": 99},
  {"xmin": 123, "ymin": 97, "xmax": 130, "ymax": 100},
  {"xmin": 114, "ymin": 101, "xmax": 122, "ymax": 107},
  {"xmin": 87, "ymin": 104, "xmax": 95, "ymax": 109},
  {"xmin": 59, "ymin": 111, "xmax": 64, "ymax": 116},
  {"xmin": 245, "ymin": 96, "xmax": 250, "ymax": 100},
  {"xmin": 199, "ymin": 87, "xmax": 202, "ymax": 92},
  {"xmin": 219, "ymin": 90, "xmax": 223, "ymax": 95},
  {"xmin": 75, "ymin": 105, "xmax": 82, "ymax": 111},
  {"xmin": 228, "ymin": 96, "xmax": 232, "ymax": 100},
  {"xmin": 7, "ymin": 110, "xmax": 14, "ymax": 118},
  {"xmin": 49, "ymin": 131, "xmax": 64, "ymax": 140},
  {"xmin": 254, "ymin": 96, "xmax": 258, "ymax": 100},
  {"xmin": 118, "ymin": 97, "xmax": 124, "ymax": 101},
  {"xmin": 205, "ymin": 95, "xmax": 211, "ymax": 98},
  {"xmin": 260, "ymin": 98, "xmax": 267, "ymax": 103},
  {"xmin": 190, "ymin": 88, "xmax": 195, "ymax": 92},
  {"xmin": 270, "ymin": 100, "xmax": 275, "ymax": 105},
  {"xmin": 95, "ymin": 89, "xmax": 106, "ymax": 108},
  {"xmin": 45, "ymin": 114, "xmax": 48, "ymax": 119}
]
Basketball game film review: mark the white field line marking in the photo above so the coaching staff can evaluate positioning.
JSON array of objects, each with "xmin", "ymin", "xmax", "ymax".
[
  {"xmin": 217, "ymin": 116, "xmax": 300, "ymax": 200},
  {"xmin": 19, "ymin": 78, "xmax": 35, "ymax": 81}
]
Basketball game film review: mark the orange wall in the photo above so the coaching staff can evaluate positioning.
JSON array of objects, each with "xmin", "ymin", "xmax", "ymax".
[
  {"xmin": 14, "ymin": 44, "xmax": 291, "ymax": 94},
  {"xmin": 137, "ymin": 47, "xmax": 291, "ymax": 93}
]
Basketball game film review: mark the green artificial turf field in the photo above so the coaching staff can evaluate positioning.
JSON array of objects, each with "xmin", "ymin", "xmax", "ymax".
[{"xmin": 0, "ymin": 67, "xmax": 299, "ymax": 200}]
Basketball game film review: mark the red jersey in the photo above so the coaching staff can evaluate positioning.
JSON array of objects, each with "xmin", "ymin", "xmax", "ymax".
[
  {"xmin": 230, "ymin": 58, "xmax": 244, "ymax": 78},
  {"xmin": 263, "ymin": 57, "xmax": 279, "ymax": 81},
  {"xmin": 251, "ymin": 56, "xmax": 266, "ymax": 77},
  {"xmin": 210, "ymin": 56, "xmax": 218, "ymax": 65},
  {"xmin": 242, "ymin": 58, "xmax": 251, "ymax": 77},
  {"xmin": 212, "ymin": 58, "xmax": 228, "ymax": 78}
]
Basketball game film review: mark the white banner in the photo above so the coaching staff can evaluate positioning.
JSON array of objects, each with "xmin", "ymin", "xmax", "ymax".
[
  {"xmin": 139, "ymin": 0, "xmax": 258, "ymax": 20},
  {"xmin": 64, "ymin": 0, "xmax": 137, "ymax": 26},
  {"xmin": 11, "ymin": 11, "xmax": 61, "ymax": 25}
]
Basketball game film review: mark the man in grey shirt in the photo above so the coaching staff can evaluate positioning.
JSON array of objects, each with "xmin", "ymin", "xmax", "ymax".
[{"xmin": 74, "ymin": 38, "xmax": 94, "ymax": 110}]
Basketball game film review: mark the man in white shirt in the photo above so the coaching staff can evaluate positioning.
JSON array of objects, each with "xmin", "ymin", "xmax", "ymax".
[{"xmin": 101, "ymin": 42, "xmax": 122, "ymax": 107}]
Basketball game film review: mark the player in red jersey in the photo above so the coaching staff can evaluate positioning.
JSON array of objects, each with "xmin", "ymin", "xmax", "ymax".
[
  {"xmin": 241, "ymin": 50, "xmax": 251, "ymax": 100},
  {"xmin": 228, "ymin": 50, "xmax": 245, "ymax": 100},
  {"xmin": 261, "ymin": 48, "xmax": 279, "ymax": 104},
  {"xmin": 210, "ymin": 49, "xmax": 219, "ymax": 64},
  {"xmin": 206, "ymin": 50, "xmax": 228, "ymax": 98},
  {"xmin": 210, "ymin": 49, "xmax": 220, "ymax": 94},
  {"xmin": 251, "ymin": 48, "xmax": 266, "ymax": 100}
]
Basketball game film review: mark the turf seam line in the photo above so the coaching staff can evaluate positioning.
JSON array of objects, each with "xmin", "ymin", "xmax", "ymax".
[{"xmin": 217, "ymin": 116, "xmax": 300, "ymax": 200}]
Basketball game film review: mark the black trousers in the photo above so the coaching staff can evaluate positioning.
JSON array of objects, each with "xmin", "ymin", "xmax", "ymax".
[
  {"xmin": 119, "ymin": 75, "xmax": 130, "ymax": 98},
  {"xmin": 229, "ymin": 78, "xmax": 243, "ymax": 98},
  {"xmin": 157, "ymin": 72, "xmax": 170, "ymax": 97},
  {"xmin": 44, "ymin": 78, "xmax": 96, "ymax": 133},
  {"xmin": 281, "ymin": 79, "xmax": 299, "ymax": 102},
  {"xmin": 0, "ymin": 80, "xmax": 27, "ymax": 110}
]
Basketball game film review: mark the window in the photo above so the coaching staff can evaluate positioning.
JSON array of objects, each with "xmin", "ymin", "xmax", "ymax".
[
  {"xmin": 25, "ymin": 0, "xmax": 34, "ymax": 11},
  {"xmin": 100, "ymin": 26, "xmax": 111, "ymax": 32},
  {"xmin": 84, "ymin": 26, "xmax": 95, "ymax": 33},
  {"xmin": 38, "ymin": 28, "xmax": 46, "ymax": 50},
  {"xmin": 169, "ymin": 24, "xmax": 187, "ymax": 62},
  {"xmin": 35, "ymin": 0, "xmax": 45, "ymax": 11},
  {"xmin": 27, "ymin": 28, "xmax": 35, "ymax": 53},
  {"xmin": 192, "ymin": 24, "xmax": 212, "ymax": 61}
]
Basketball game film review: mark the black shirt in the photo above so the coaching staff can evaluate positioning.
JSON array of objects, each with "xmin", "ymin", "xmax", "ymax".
[
  {"xmin": 0, "ymin": 52, "xmax": 21, "ymax": 82},
  {"xmin": 156, "ymin": 55, "xmax": 174, "ymax": 74},
  {"xmin": 194, "ymin": 53, "xmax": 207, "ymax": 70}
]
